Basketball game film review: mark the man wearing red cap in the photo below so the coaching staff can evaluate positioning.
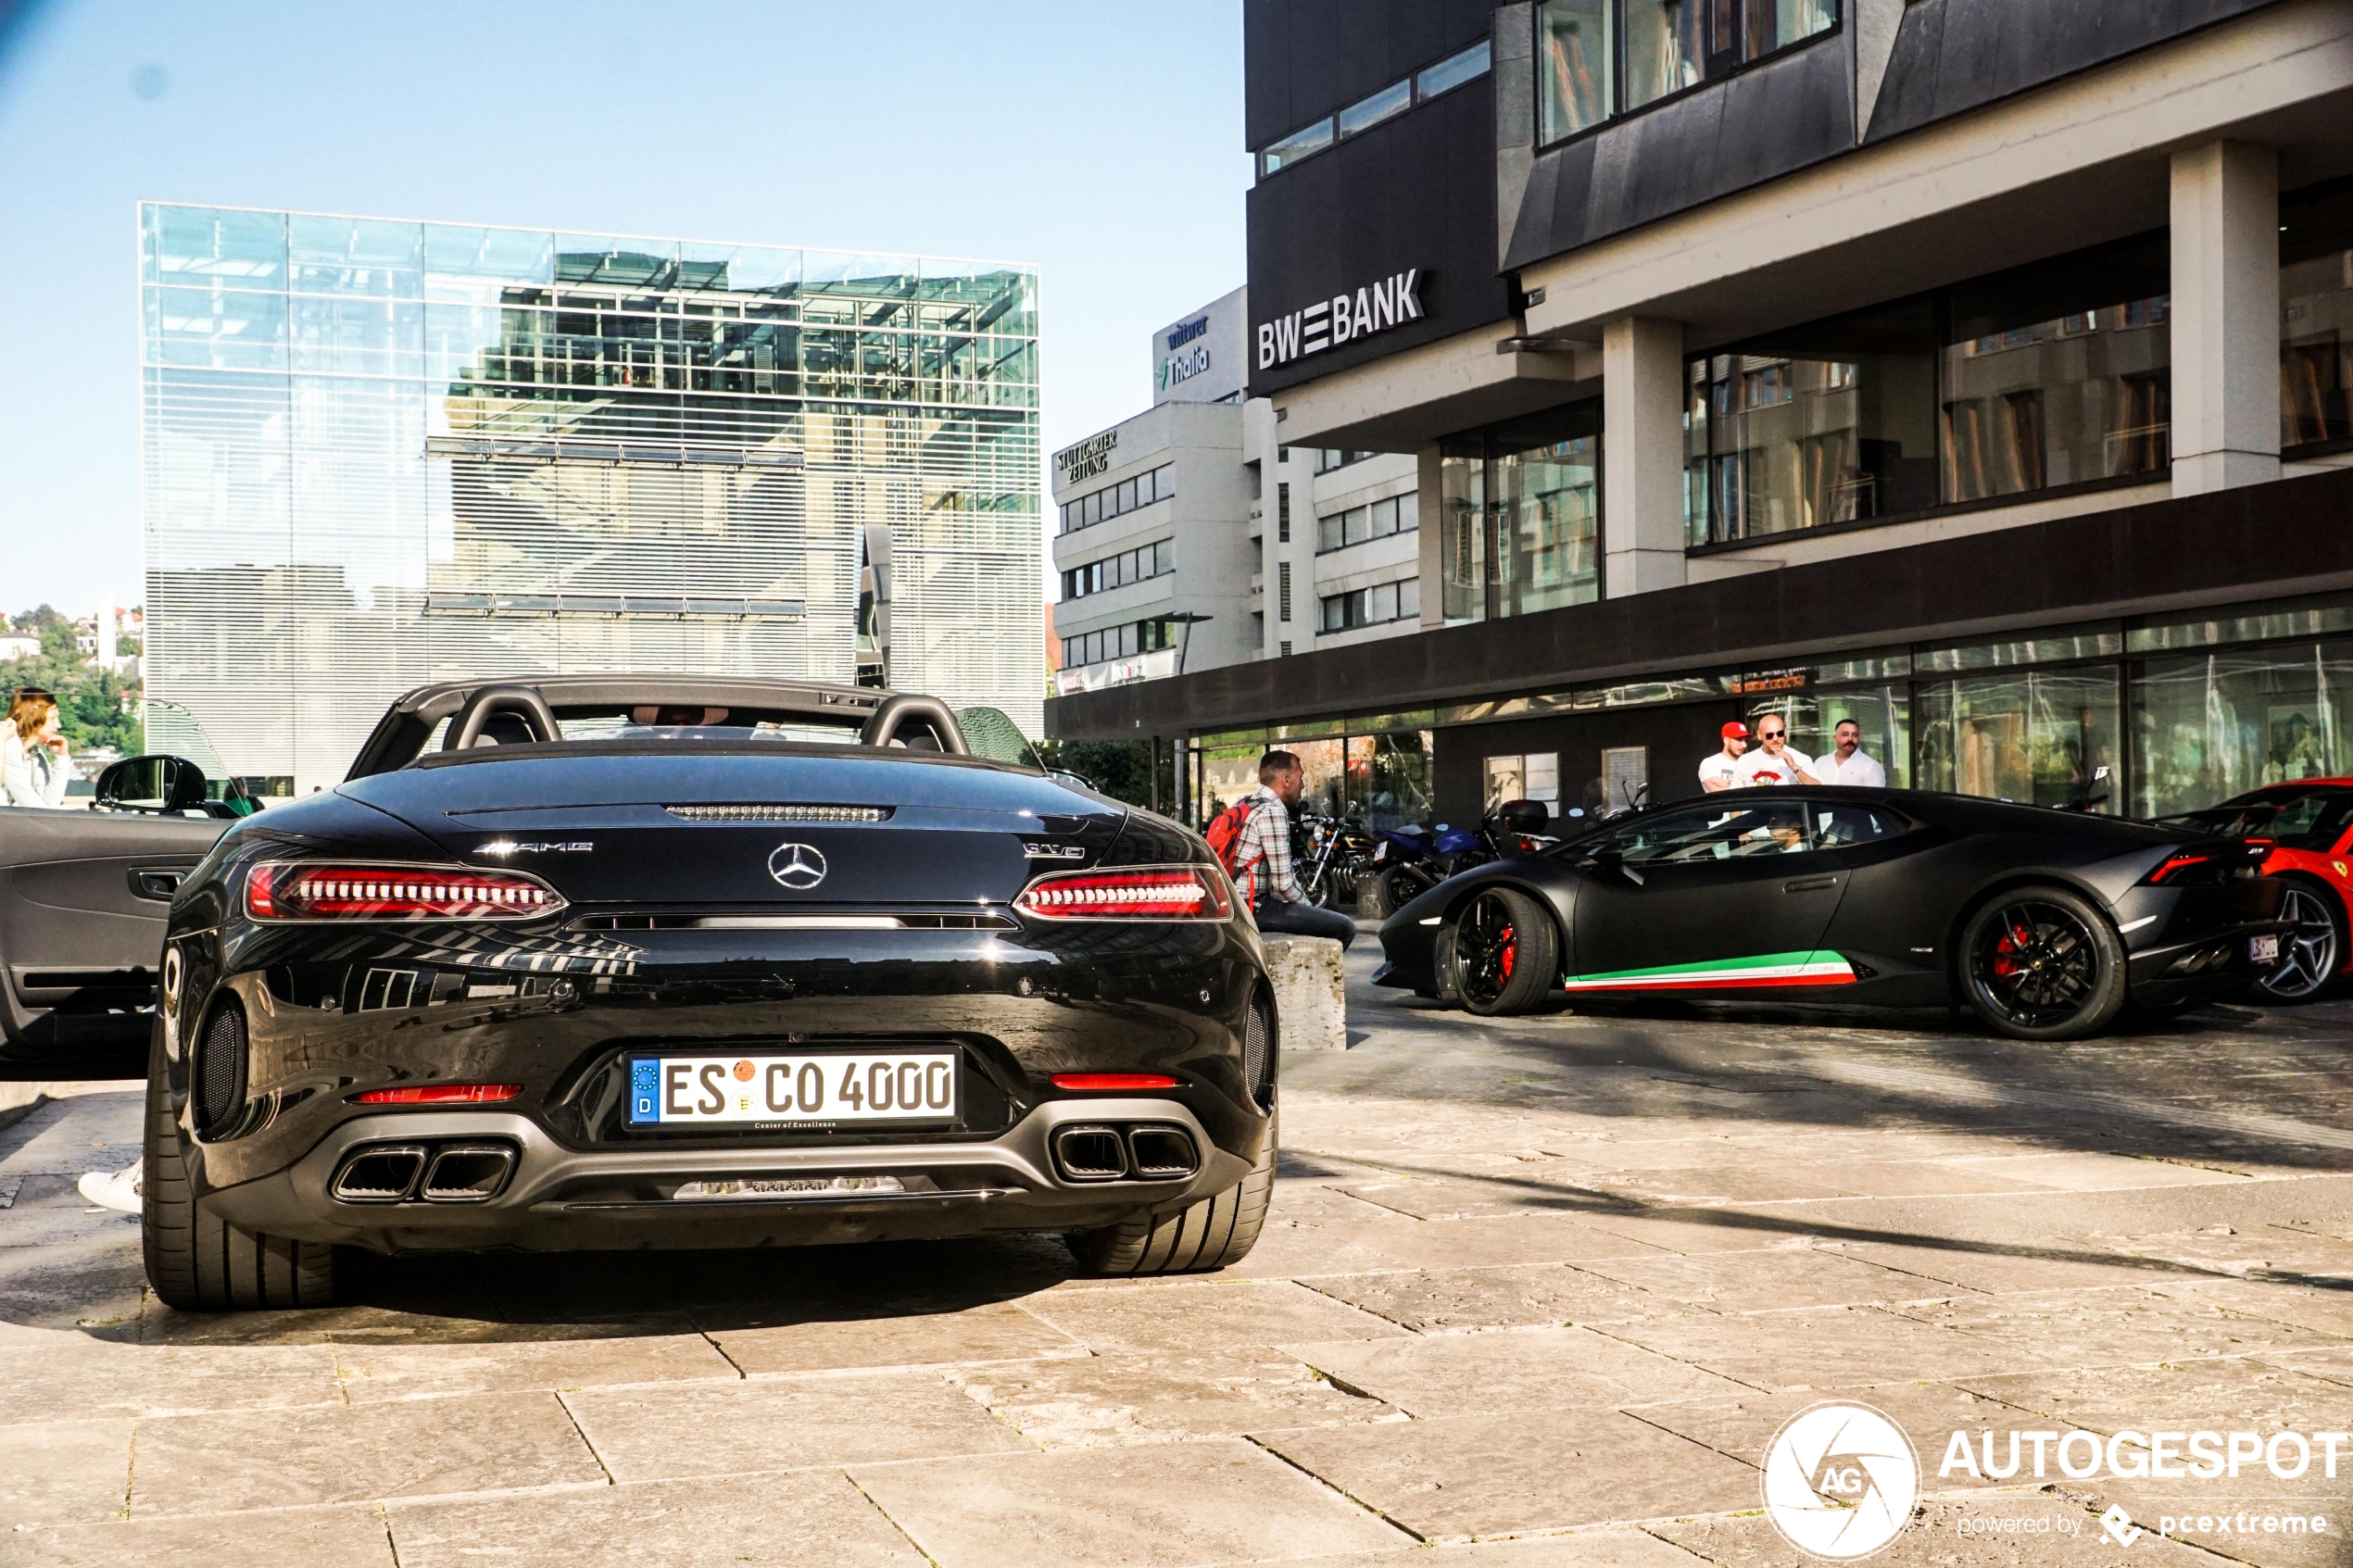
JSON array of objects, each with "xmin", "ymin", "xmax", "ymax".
[{"xmin": 1699, "ymin": 721, "xmax": 1748, "ymax": 792}]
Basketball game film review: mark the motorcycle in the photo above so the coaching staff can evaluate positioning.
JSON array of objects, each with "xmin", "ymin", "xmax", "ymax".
[
  {"xmin": 1294, "ymin": 809, "xmax": 1376, "ymax": 910},
  {"xmin": 1366, "ymin": 798, "xmax": 1562, "ymax": 918}
]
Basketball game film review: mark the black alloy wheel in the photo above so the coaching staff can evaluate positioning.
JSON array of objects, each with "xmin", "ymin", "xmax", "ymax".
[
  {"xmin": 1960, "ymin": 886, "xmax": 2128, "ymax": 1041},
  {"xmin": 1450, "ymin": 887, "xmax": 1558, "ymax": 1017},
  {"xmin": 1382, "ymin": 863, "xmax": 1437, "ymax": 912},
  {"xmin": 2255, "ymin": 883, "xmax": 2345, "ymax": 1002}
]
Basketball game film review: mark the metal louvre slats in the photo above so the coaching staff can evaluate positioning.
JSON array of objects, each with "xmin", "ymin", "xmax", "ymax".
[{"xmin": 141, "ymin": 205, "xmax": 1044, "ymax": 790}]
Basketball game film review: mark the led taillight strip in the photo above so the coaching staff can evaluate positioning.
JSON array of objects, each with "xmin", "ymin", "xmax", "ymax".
[
  {"xmin": 245, "ymin": 863, "xmax": 564, "ymax": 922},
  {"xmin": 1013, "ymin": 866, "xmax": 1233, "ymax": 922}
]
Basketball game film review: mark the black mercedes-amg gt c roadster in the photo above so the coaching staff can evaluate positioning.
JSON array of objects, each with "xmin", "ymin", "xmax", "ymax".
[
  {"xmin": 141, "ymin": 678, "xmax": 1275, "ymax": 1310},
  {"xmin": 1376, "ymin": 788, "xmax": 2290, "ymax": 1041}
]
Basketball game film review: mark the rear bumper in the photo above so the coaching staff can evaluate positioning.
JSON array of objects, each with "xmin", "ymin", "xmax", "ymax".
[
  {"xmin": 201, "ymin": 1097, "xmax": 1259, "ymax": 1253},
  {"xmin": 2125, "ymin": 919, "xmax": 2296, "ymax": 1004}
]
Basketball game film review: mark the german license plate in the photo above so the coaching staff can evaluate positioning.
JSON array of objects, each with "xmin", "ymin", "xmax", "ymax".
[
  {"xmin": 628, "ymin": 1052, "xmax": 958, "ymax": 1127},
  {"xmin": 2250, "ymin": 935, "xmax": 2281, "ymax": 964}
]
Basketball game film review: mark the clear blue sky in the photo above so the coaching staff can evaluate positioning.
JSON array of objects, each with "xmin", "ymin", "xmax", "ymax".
[{"xmin": 0, "ymin": 0, "xmax": 1249, "ymax": 617}]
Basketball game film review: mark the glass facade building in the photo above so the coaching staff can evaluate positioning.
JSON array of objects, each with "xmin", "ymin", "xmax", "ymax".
[{"xmin": 141, "ymin": 204, "xmax": 1041, "ymax": 791}]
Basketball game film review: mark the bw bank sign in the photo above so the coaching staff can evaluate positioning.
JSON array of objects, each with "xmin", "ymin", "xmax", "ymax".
[{"xmin": 1257, "ymin": 270, "xmax": 1424, "ymax": 370}]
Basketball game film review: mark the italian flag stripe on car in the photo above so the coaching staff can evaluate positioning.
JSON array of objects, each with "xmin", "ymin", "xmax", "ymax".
[{"xmin": 1559, "ymin": 950, "xmax": 1856, "ymax": 992}]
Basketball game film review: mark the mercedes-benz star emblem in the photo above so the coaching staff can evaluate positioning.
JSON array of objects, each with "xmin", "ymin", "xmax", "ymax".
[{"xmin": 767, "ymin": 842, "xmax": 828, "ymax": 890}]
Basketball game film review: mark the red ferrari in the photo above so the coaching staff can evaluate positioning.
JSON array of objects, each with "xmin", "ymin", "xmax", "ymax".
[{"xmin": 2159, "ymin": 781, "xmax": 2353, "ymax": 1000}]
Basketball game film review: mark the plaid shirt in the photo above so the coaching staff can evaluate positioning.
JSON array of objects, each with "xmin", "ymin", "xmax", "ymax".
[{"xmin": 1232, "ymin": 784, "xmax": 1302, "ymax": 907}]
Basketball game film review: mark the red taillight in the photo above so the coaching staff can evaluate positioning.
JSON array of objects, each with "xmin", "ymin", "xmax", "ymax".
[
  {"xmin": 2145, "ymin": 854, "xmax": 2211, "ymax": 885},
  {"xmin": 351, "ymin": 1084, "xmax": 522, "ymax": 1104},
  {"xmin": 1051, "ymin": 1073, "xmax": 1179, "ymax": 1091},
  {"xmin": 1013, "ymin": 865, "xmax": 1233, "ymax": 922},
  {"xmin": 245, "ymin": 863, "xmax": 563, "ymax": 922}
]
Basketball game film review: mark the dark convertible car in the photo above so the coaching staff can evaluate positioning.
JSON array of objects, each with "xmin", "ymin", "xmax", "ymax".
[
  {"xmin": 123, "ymin": 677, "xmax": 1274, "ymax": 1310},
  {"xmin": 1376, "ymin": 788, "xmax": 2288, "ymax": 1040}
]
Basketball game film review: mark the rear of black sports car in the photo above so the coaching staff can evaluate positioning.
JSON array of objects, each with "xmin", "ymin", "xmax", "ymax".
[{"xmin": 151, "ymin": 744, "xmax": 1274, "ymax": 1303}]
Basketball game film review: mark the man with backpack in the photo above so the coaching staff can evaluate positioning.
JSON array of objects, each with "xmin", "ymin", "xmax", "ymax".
[{"xmin": 1207, "ymin": 749, "xmax": 1355, "ymax": 949}]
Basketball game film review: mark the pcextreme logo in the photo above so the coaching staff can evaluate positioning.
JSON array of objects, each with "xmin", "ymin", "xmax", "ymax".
[{"xmin": 1763, "ymin": 1402, "xmax": 1921, "ymax": 1560}]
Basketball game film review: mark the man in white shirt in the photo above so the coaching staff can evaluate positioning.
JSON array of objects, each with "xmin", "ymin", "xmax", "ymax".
[
  {"xmin": 1809, "ymin": 719, "xmax": 1888, "ymax": 787},
  {"xmin": 1734, "ymin": 715, "xmax": 1814, "ymax": 787},
  {"xmin": 1698, "ymin": 721, "xmax": 1748, "ymax": 792}
]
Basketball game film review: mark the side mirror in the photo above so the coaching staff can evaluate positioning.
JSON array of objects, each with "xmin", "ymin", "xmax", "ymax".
[{"xmin": 94, "ymin": 755, "xmax": 207, "ymax": 814}]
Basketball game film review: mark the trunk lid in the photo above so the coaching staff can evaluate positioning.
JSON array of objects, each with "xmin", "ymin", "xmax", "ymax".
[{"xmin": 336, "ymin": 746, "xmax": 1125, "ymax": 909}]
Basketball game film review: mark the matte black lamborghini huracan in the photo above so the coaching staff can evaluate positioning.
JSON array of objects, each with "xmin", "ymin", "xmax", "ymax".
[
  {"xmin": 140, "ymin": 678, "xmax": 1275, "ymax": 1310},
  {"xmin": 1375, "ymin": 788, "xmax": 2289, "ymax": 1041}
]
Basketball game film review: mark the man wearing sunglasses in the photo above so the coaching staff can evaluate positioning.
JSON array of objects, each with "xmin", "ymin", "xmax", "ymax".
[{"xmin": 1735, "ymin": 714, "xmax": 1818, "ymax": 787}]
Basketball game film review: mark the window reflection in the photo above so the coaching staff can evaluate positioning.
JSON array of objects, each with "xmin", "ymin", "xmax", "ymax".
[
  {"xmin": 1917, "ymin": 671, "xmax": 2120, "ymax": 811},
  {"xmin": 2281, "ymin": 180, "xmax": 2353, "ymax": 450},
  {"xmin": 1539, "ymin": 0, "xmax": 1614, "ymax": 142},
  {"xmin": 1439, "ymin": 403, "xmax": 1602, "ymax": 625},
  {"xmin": 1625, "ymin": 0, "xmax": 1705, "ymax": 107},
  {"xmin": 2131, "ymin": 646, "xmax": 2353, "ymax": 817}
]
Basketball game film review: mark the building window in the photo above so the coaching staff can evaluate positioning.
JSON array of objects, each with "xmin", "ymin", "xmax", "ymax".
[
  {"xmin": 1541, "ymin": 0, "xmax": 1835, "ymax": 140},
  {"xmin": 1254, "ymin": 38, "xmax": 1491, "ymax": 180},
  {"xmin": 1481, "ymin": 752, "xmax": 1556, "ymax": 810},
  {"xmin": 1319, "ymin": 578, "xmax": 1421, "ymax": 633},
  {"xmin": 1917, "ymin": 669, "xmax": 2120, "ymax": 812},
  {"xmin": 1316, "ymin": 493, "xmax": 1420, "ymax": 554},
  {"xmin": 1278, "ymin": 561, "xmax": 1292, "ymax": 621},
  {"xmin": 2281, "ymin": 177, "xmax": 2353, "ymax": 452},
  {"xmin": 1538, "ymin": 0, "xmax": 1613, "ymax": 141},
  {"xmin": 1685, "ymin": 233, "xmax": 2171, "ymax": 547},
  {"xmin": 1277, "ymin": 483, "xmax": 1290, "ymax": 542},
  {"xmin": 1058, "ymin": 464, "xmax": 1172, "ymax": 535},
  {"xmin": 1062, "ymin": 618, "xmax": 1179, "ymax": 670},
  {"xmin": 1315, "ymin": 448, "xmax": 1376, "ymax": 473},
  {"xmin": 1441, "ymin": 403, "xmax": 1601, "ymax": 624},
  {"xmin": 1060, "ymin": 538, "xmax": 1174, "ymax": 602},
  {"xmin": 1280, "ymin": 640, "xmax": 1293, "ymax": 658}
]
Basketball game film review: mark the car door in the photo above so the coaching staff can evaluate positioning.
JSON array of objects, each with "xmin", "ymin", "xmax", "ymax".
[
  {"xmin": 0, "ymin": 805, "xmax": 229, "ymax": 1070},
  {"xmin": 1567, "ymin": 797, "xmax": 1853, "ymax": 992}
]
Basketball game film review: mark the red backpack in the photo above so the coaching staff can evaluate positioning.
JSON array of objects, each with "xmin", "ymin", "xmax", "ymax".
[{"xmin": 1202, "ymin": 797, "xmax": 1262, "ymax": 886}]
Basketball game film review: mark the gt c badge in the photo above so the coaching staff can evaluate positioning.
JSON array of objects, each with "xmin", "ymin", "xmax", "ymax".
[
  {"xmin": 768, "ymin": 843, "xmax": 828, "ymax": 890},
  {"xmin": 1022, "ymin": 841, "xmax": 1086, "ymax": 860}
]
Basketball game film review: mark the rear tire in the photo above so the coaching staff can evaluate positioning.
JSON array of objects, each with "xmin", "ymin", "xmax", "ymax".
[
  {"xmin": 143, "ymin": 1032, "xmax": 334, "ymax": 1311},
  {"xmin": 2253, "ymin": 881, "xmax": 2344, "ymax": 1003},
  {"xmin": 1451, "ymin": 887, "xmax": 1560, "ymax": 1017},
  {"xmin": 1363, "ymin": 870, "xmax": 1395, "ymax": 921},
  {"xmin": 1382, "ymin": 864, "xmax": 1437, "ymax": 913},
  {"xmin": 1067, "ymin": 1112, "xmax": 1275, "ymax": 1276},
  {"xmin": 1959, "ymin": 886, "xmax": 2127, "ymax": 1041}
]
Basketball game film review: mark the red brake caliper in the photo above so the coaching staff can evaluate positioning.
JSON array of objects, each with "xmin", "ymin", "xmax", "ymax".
[{"xmin": 1499, "ymin": 925, "xmax": 1516, "ymax": 979}]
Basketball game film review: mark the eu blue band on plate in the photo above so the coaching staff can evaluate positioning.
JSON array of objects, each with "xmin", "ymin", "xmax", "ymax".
[{"xmin": 630, "ymin": 1059, "xmax": 661, "ymax": 1124}]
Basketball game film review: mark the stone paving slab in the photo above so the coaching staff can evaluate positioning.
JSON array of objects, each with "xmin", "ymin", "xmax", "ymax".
[
  {"xmin": 1650, "ymin": 1499, "xmax": 2229, "ymax": 1568},
  {"xmin": 946, "ymin": 1347, "xmax": 1403, "ymax": 1447},
  {"xmin": 1625, "ymin": 1382, "xmax": 2046, "ymax": 1492},
  {"xmin": 1280, "ymin": 1324, "xmax": 1753, "ymax": 1418},
  {"xmin": 386, "ymin": 1472, "xmax": 925, "ymax": 1568},
  {"xmin": 128, "ymin": 1390, "xmax": 605, "ymax": 1514},
  {"xmin": 1259, "ymin": 1407, "xmax": 1760, "ymax": 1541},
  {"xmin": 848, "ymin": 1437, "xmax": 1413, "ymax": 1567},
  {"xmin": 0, "ymin": 1417, "xmax": 133, "ymax": 1529},
  {"xmin": 562, "ymin": 1370, "xmax": 1034, "ymax": 1481},
  {"xmin": 1598, "ymin": 1304, "xmax": 2041, "ymax": 1389},
  {"xmin": 705, "ymin": 1298, "xmax": 1087, "ymax": 1376},
  {"xmin": 1884, "ymin": 1286, "xmax": 2332, "ymax": 1366},
  {"xmin": 1241, "ymin": 1211, "xmax": 1676, "ymax": 1275},
  {"xmin": 1019, "ymin": 1276, "xmax": 1410, "ymax": 1355},
  {"xmin": 1806, "ymin": 1236, "xmax": 2176, "ymax": 1295},
  {"xmin": 0, "ymin": 1335, "xmax": 344, "ymax": 1422},
  {"xmin": 332, "ymin": 1329, "xmax": 742, "ymax": 1403},
  {"xmin": 1299, "ymin": 1261, "xmax": 1670, "ymax": 1332},
  {"xmin": 1577, "ymin": 1244, "xmax": 1959, "ymax": 1311},
  {"xmin": 0, "ymin": 1504, "xmax": 397, "ymax": 1568},
  {"xmin": 1954, "ymin": 1353, "xmax": 2353, "ymax": 1440},
  {"xmin": 1278, "ymin": 1535, "xmax": 1716, "ymax": 1568}
]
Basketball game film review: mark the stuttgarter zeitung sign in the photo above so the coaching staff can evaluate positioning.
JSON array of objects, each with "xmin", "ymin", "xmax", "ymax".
[
  {"xmin": 1256, "ymin": 270, "xmax": 1424, "ymax": 370},
  {"xmin": 1053, "ymin": 430, "xmax": 1118, "ymax": 484}
]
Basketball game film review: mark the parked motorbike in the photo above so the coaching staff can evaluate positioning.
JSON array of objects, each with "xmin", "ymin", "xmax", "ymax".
[
  {"xmin": 1294, "ymin": 810, "xmax": 1376, "ymax": 910},
  {"xmin": 1366, "ymin": 799, "xmax": 1559, "ymax": 918}
]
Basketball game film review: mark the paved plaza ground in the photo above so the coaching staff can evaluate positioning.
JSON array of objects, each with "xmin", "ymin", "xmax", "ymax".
[{"xmin": 2, "ymin": 949, "xmax": 2349, "ymax": 1567}]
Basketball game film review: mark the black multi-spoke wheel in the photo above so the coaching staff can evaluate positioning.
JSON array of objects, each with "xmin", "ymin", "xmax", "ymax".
[
  {"xmin": 1450, "ymin": 887, "xmax": 1558, "ymax": 1016},
  {"xmin": 2254, "ymin": 883, "xmax": 2345, "ymax": 1003},
  {"xmin": 1960, "ymin": 886, "xmax": 2127, "ymax": 1041}
]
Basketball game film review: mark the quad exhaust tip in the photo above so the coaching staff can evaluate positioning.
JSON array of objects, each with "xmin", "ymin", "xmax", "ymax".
[
  {"xmin": 331, "ymin": 1139, "xmax": 518, "ymax": 1205},
  {"xmin": 1050, "ymin": 1123, "xmax": 1199, "ymax": 1184}
]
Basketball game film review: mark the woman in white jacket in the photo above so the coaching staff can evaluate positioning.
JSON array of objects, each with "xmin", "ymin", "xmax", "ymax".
[{"xmin": 3, "ymin": 690, "xmax": 70, "ymax": 808}]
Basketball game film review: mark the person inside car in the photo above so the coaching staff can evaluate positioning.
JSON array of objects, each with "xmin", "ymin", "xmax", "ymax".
[{"xmin": 1231, "ymin": 749, "xmax": 1355, "ymax": 949}]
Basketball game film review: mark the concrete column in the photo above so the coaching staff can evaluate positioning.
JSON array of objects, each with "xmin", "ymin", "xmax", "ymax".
[
  {"xmin": 1602, "ymin": 316, "xmax": 1687, "ymax": 597},
  {"xmin": 2170, "ymin": 141, "xmax": 2280, "ymax": 496}
]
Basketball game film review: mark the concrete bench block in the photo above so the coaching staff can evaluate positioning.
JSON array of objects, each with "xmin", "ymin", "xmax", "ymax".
[{"xmin": 1263, "ymin": 936, "xmax": 1347, "ymax": 1050}]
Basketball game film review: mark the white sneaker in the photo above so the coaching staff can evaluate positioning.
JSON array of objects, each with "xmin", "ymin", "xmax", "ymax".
[{"xmin": 78, "ymin": 1161, "xmax": 143, "ymax": 1214}]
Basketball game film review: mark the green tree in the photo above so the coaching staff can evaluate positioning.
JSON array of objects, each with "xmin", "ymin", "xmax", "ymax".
[
  {"xmin": 1034, "ymin": 737, "xmax": 1162, "ymax": 809},
  {"xmin": 0, "ymin": 608, "xmax": 144, "ymax": 756}
]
